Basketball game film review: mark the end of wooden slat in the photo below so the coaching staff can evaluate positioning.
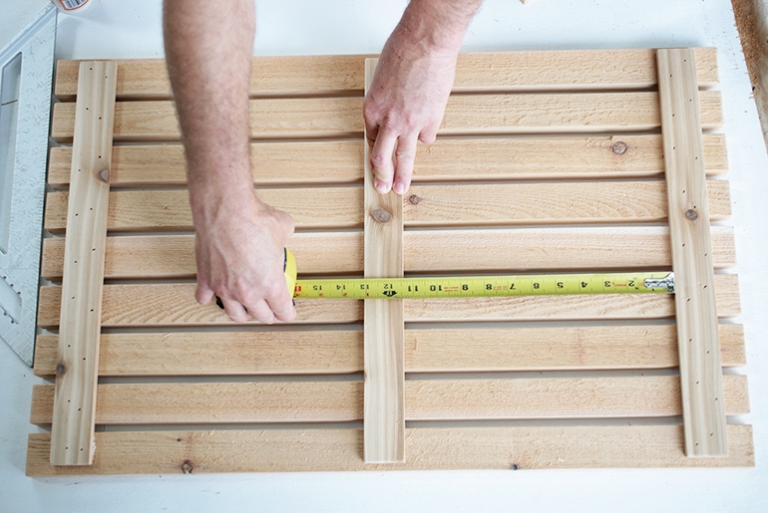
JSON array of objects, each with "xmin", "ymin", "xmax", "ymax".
[
  {"xmin": 717, "ymin": 274, "xmax": 741, "ymax": 317},
  {"xmin": 721, "ymin": 324, "xmax": 747, "ymax": 367},
  {"xmin": 48, "ymin": 147, "xmax": 73, "ymax": 189},
  {"xmin": 700, "ymin": 91, "xmax": 725, "ymax": 129},
  {"xmin": 30, "ymin": 385, "xmax": 54, "ymax": 425},
  {"xmin": 692, "ymin": 47, "xmax": 719, "ymax": 89},
  {"xmin": 50, "ymin": 102, "xmax": 75, "ymax": 143},
  {"xmin": 33, "ymin": 335, "xmax": 58, "ymax": 377},
  {"xmin": 44, "ymin": 192, "xmax": 68, "ymax": 234},
  {"xmin": 54, "ymin": 60, "xmax": 79, "ymax": 102}
]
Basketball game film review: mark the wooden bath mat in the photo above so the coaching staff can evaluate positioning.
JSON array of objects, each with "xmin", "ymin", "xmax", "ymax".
[{"xmin": 26, "ymin": 48, "xmax": 754, "ymax": 475}]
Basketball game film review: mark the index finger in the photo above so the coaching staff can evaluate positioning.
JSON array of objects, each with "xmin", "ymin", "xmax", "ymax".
[{"xmin": 369, "ymin": 126, "xmax": 398, "ymax": 194}]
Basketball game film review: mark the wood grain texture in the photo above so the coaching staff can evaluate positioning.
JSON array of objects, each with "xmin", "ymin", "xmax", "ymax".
[
  {"xmin": 35, "ymin": 382, "xmax": 363, "ymax": 425},
  {"xmin": 47, "ymin": 134, "xmax": 728, "ymax": 189},
  {"xmin": 363, "ymin": 58, "xmax": 405, "ymax": 464},
  {"xmin": 48, "ymin": 141, "xmax": 364, "ymax": 188},
  {"xmin": 36, "ymin": 274, "xmax": 740, "ymax": 329},
  {"xmin": 48, "ymin": 231, "xmax": 363, "ymax": 280},
  {"xmin": 51, "ymin": 62, "xmax": 117, "ymax": 466},
  {"xmin": 43, "ymin": 180, "xmax": 732, "ymax": 233},
  {"xmin": 50, "ymin": 92, "xmax": 724, "ymax": 143},
  {"xmin": 34, "ymin": 331, "xmax": 364, "ymax": 377},
  {"xmin": 35, "ymin": 48, "xmax": 748, "ymax": 473},
  {"xmin": 659, "ymin": 48, "xmax": 728, "ymax": 457},
  {"xmin": 53, "ymin": 48, "xmax": 718, "ymax": 101},
  {"xmin": 39, "ymin": 226, "xmax": 737, "ymax": 281},
  {"xmin": 32, "ymin": 324, "xmax": 746, "ymax": 378},
  {"xmin": 26, "ymin": 424, "xmax": 754, "ymax": 476},
  {"xmin": 402, "ymin": 324, "xmax": 746, "ymax": 372},
  {"xmin": 29, "ymin": 375, "xmax": 748, "ymax": 425},
  {"xmin": 45, "ymin": 187, "xmax": 363, "ymax": 233},
  {"xmin": 36, "ymin": 285, "xmax": 361, "ymax": 328},
  {"xmin": 401, "ymin": 273, "xmax": 739, "ymax": 323}
]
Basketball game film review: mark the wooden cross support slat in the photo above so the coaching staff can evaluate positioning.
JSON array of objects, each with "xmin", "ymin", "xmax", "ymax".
[
  {"xmin": 658, "ymin": 48, "xmax": 728, "ymax": 457},
  {"xmin": 50, "ymin": 61, "xmax": 117, "ymax": 465},
  {"xmin": 363, "ymin": 58, "xmax": 406, "ymax": 463}
]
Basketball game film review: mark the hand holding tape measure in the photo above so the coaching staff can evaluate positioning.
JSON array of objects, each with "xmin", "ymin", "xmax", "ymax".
[{"xmin": 217, "ymin": 249, "xmax": 675, "ymax": 310}]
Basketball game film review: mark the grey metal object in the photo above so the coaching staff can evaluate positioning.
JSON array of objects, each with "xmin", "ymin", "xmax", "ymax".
[
  {"xmin": 644, "ymin": 273, "xmax": 676, "ymax": 293},
  {"xmin": 0, "ymin": 4, "xmax": 57, "ymax": 366}
]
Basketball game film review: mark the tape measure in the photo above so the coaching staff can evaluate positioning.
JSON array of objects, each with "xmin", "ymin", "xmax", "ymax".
[{"xmin": 285, "ymin": 250, "xmax": 676, "ymax": 300}]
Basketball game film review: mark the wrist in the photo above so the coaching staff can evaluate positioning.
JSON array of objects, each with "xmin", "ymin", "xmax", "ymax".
[{"xmin": 188, "ymin": 176, "xmax": 262, "ymax": 226}]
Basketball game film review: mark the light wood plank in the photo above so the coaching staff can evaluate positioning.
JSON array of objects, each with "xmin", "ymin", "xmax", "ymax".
[
  {"xmin": 363, "ymin": 58, "xmax": 405, "ymax": 464},
  {"xmin": 51, "ymin": 62, "xmax": 118, "ymax": 466},
  {"xmin": 26, "ymin": 424, "xmax": 754, "ymax": 475},
  {"xmin": 35, "ymin": 274, "xmax": 740, "ymax": 329},
  {"xmin": 32, "ymin": 324, "xmax": 746, "ymax": 378},
  {"xmin": 403, "ymin": 324, "xmax": 746, "ymax": 372},
  {"xmin": 34, "ymin": 382, "xmax": 362, "ymax": 425},
  {"xmin": 42, "ymin": 231, "xmax": 362, "ymax": 280},
  {"xmin": 47, "ymin": 134, "xmax": 729, "ymax": 189},
  {"xmin": 33, "ymin": 331, "xmax": 364, "ymax": 377},
  {"xmin": 43, "ymin": 180, "xmax": 732, "ymax": 233},
  {"xmin": 405, "ymin": 375, "xmax": 749, "ymax": 420},
  {"xmin": 48, "ymin": 141, "xmax": 364, "ymax": 188},
  {"xmin": 659, "ymin": 48, "xmax": 728, "ymax": 457},
  {"xmin": 404, "ymin": 180, "xmax": 731, "ymax": 227},
  {"xmin": 36, "ymin": 285, "xmax": 361, "ymax": 328},
  {"xmin": 45, "ymin": 187, "xmax": 363, "ymax": 233},
  {"xmin": 406, "ymin": 226, "xmax": 735, "ymax": 273},
  {"xmin": 50, "ymin": 92, "xmax": 724, "ymax": 143},
  {"xmin": 39, "ymin": 226, "xmax": 737, "ymax": 281},
  {"xmin": 29, "ymin": 375, "xmax": 748, "ymax": 425},
  {"xmin": 53, "ymin": 48, "xmax": 718, "ymax": 101},
  {"xmin": 408, "ymin": 273, "xmax": 739, "ymax": 322}
]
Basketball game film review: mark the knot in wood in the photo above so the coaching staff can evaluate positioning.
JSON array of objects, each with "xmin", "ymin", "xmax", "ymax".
[
  {"xmin": 408, "ymin": 194, "xmax": 420, "ymax": 205},
  {"xmin": 97, "ymin": 168, "xmax": 110, "ymax": 183},
  {"xmin": 685, "ymin": 208, "xmax": 699, "ymax": 221},
  {"xmin": 56, "ymin": 362, "xmax": 67, "ymax": 376},
  {"xmin": 371, "ymin": 207, "xmax": 392, "ymax": 223},
  {"xmin": 181, "ymin": 460, "xmax": 194, "ymax": 474},
  {"xmin": 612, "ymin": 141, "xmax": 628, "ymax": 155}
]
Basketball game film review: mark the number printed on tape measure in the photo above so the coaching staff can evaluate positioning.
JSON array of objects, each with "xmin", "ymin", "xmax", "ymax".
[{"xmin": 292, "ymin": 272, "xmax": 674, "ymax": 299}]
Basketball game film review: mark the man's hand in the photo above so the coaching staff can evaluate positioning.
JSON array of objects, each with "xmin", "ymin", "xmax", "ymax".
[
  {"xmin": 193, "ymin": 190, "xmax": 296, "ymax": 324},
  {"xmin": 363, "ymin": 0, "xmax": 483, "ymax": 195}
]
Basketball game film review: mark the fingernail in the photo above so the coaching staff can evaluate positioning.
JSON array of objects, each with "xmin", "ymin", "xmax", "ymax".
[
  {"xmin": 375, "ymin": 180, "xmax": 390, "ymax": 194},
  {"xmin": 393, "ymin": 182, "xmax": 405, "ymax": 194}
]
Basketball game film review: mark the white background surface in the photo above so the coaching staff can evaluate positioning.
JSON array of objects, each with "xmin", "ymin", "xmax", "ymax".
[{"xmin": 1, "ymin": 0, "xmax": 767, "ymax": 511}]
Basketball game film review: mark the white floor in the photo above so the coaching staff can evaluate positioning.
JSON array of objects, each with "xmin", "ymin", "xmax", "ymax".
[{"xmin": 2, "ymin": 1, "xmax": 767, "ymax": 511}]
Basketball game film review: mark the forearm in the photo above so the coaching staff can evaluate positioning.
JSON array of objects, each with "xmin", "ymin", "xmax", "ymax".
[
  {"xmin": 397, "ymin": 0, "xmax": 483, "ymax": 52},
  {"xmin": 162, "ymin": 0, "xmax": 257, "ymax": 217}
]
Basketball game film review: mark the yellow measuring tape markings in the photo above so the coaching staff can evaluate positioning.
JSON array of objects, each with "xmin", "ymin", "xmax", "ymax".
[
  {"xmin": 286, "ymin": 249, "xmax": 676, "ymax": 300},
  {"xmin": 292, "ymin": 273, "xmax": 675, "ymax": 299}
]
